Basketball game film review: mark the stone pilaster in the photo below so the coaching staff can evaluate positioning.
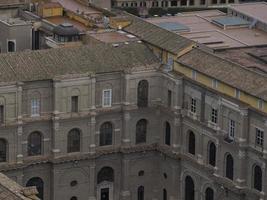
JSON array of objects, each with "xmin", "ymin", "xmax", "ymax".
[
  {"xmin": 172, "ymin": 117, "xmax": 181, "ymax": 153},
  {"xmin": 120, "ymin": 159, "xmax": 131, "ymax": 200},
  {"xmin": 89, "ymin": 164, "xmax": 96, "ymax": 200},
  {"xmin": 122, "ymin": 112, "xmax": 131, "ymax": 146},
  {"xmin": 89, "ymin": 114, "xmax": 96, "ymax": 154}
]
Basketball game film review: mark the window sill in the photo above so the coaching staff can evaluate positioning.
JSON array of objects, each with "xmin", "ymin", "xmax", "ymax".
[
  {"xmin": 208, "ymin": 121, "xmax": 220, "ymax": 131},
  {"xmin": 224, "ymin": 137, "xmax": 234, "ymax": 144},
  {"xmin": 187, "ymin": 110, "xmax": 198, "ymax": 120}
]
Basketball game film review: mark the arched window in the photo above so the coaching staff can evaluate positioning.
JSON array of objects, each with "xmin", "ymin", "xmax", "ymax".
[
  {"xmin": 137, "ymin": 80, "xmax": 148, "ymax": 107},
  {"xmin": 67, "ymin": 129, "xmax": 80, "ymax": 153},
  {"xmin": 7, "ymin": 41, "xmax": 15, "ymax": 52},
  {"xmin": 138, "ymin": 170, "xmax": 144, "ymax": 176},
  {"xmin": 136, "ymin": 119, "xmax": 147, "ymax": 144},
  {"xmin": 138, "ymin": 186, "xmax": 144, "ymax": 200},
  {"xmin": 163, "ymin": 188, "xmax": 167, "ymax": 200},
  {"xmin": 188, "ymin": 131, "xmax": 195, "ymax": 155},
  {"xmin": 165, "ymin": 122, "xmax": 171, "ymax": 146},
  {"xmin": 185, "ymin": 176, "xmax": 194, "ymax": 200},
  {"xmin": 70, "ymin": 197, "xmax": 77, "ymax": 200},
  {"xmin": 100, "ymin": 122, "xmax": 113, "ymax": 146},
  {"xmin": 205, "ymin": 187, "xmax": 214, "ymax": 200},
  {"xmin": 28, "ymin": 132, "xmax": 42, "ymax": 156},
  {"xmin": 0, "ymin": 139, "xmax": 6, "ymax": 162},
  {"xmin": 26, "ymin": 177, "xmax": 44, "ymax": 200},
  {"xmin": 208, "ymin": 142, "xmax": 216, "ymax": 167},
  {"xmin": 254, "ymin": 165, "xmax": 262, "ymax": 191},
  {"xmin": 97, "ymin": 167, "xmax": 114, "ymax": 184},
  {"xmin": 225, "ymin": 154, "xmax": 234, "ymax": 180}
]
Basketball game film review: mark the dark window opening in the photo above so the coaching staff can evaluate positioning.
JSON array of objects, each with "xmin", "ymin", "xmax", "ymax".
[
  {"xmin": 185, "ymin": 176, "xmax": 194, "ymax": 200},
  {"xmin": 71, "ymin": 96, "xmax": 78, "ymax": 112},
  {"xmin": 189, "ymin": 0, "xmax": 194, "ymax": 5},
  {"xmin": 163, "ymin": 188, "xmax": 167, "ymax": 200},
  {"xmin": 205, "ymin": 187, "xmax": 214, "ymax": 200},
  {"xmin": 67, "ymin": 129, "xmax": 80, "ymax": 153},
  {"xmin": 26, "ymin": 177, "xmax": 44, "ymax": 200},
  {"xmin": 254, "ymin": 165, "xmax": 262, "ymax": 191},
  {"xmin": 136, "ymin": 119, "xmax": 147, "ymax": 144},
  {"xmin": 208, "ymin": 142, "xmax": 216, "ymax": 167},
  {"xmin": 0, "ymin": 139, "xmax": 7, "ymax": 162},
  {"xmin": 0, "ymin": 105, "xmax": 4, "ymax": 124},
  {"xmin": 168, "ymin": 90, "xmax": 172, "ymax": 107},
  {"xmin": 70, "ymin": 180, "xmax": 78, "ymax": 187},
  {"xmin": 165, "ymin": 122, "xmax": 171, "ymax": 146},
  {"xmin": 181, "ymin": 0, "xmax": 187, "ymax": 5},
  {"xmin": 188, "ymin": 131, "xmax": 195, "ymax": 155},
  {"xmin": 8, "ymin": 41, "xmax": 15, "ymax": 52},
  {"xmin": 200, "ymin": 0, "xmax": 206, "ymax": 5},
  {"xmin": 97, "ymin": 167, "xmax": 114, "ymax": 184},
  {"xmin": 100, "ymin": 122, "xmax": 113, "ymax": 146},
  {"xmin": 137, "ymin": 80, "xmax": 149, "ymax": 108},
  {"xmin": 171, "ymin": 0, "xmax": 177, "ymax": 6},
  {"xmin": 138, "ymin": 170, "xmax": 144, "ymax": 176},
  {"xmin": 226, "ymin": 154, "xmax": 234, "ymax": 180},
  {"xmin": 138, "ymin": 186, "xmax": 144, "ymax": 200},
  {"xmin": 28, "ymin": 132, "xmax": 42, "ymax": 156}
]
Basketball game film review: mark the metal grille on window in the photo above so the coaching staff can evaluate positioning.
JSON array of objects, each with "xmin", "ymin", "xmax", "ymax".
[
  {"xmin": 191, "ymin": 98, "xmax": 196, "ymax": 113},
  {"xmin": 228, "ymin": 119, "xmax": 235, "ymax": 139},
  {"xmin": 211, "ymin": 108, "xmax": 218, "ymax": 124},
  {"xmin": 31, "ymin": 98, "xmax": 40, "ymax": 116},
  {"xmin": 256, "ymin": 128, "xmax": 264, "ymax": 147}
]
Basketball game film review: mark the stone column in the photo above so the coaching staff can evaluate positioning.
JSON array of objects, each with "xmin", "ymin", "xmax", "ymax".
[
  {"xmin": 91, "ymin": 77, "xmax": 96, "ymax": 110},
  {"xmin": 122, "ymin": 112, "xmax": 131, "ymax": 146},
  {"xmin": 89, "ymin": 164, "xmax": 96, "ymax": 200},
  {"xmin": 235, "ymin": 149, "xmax": 246, "ymax": 188},
  {"xmin": 172, "ymin": 117, "xmax": 181, "ymax": 153},
  {"xmin": 89, "ymin": 114, "xmax": 96, "ymax": 154},
  {"xmin": 120, "ymin": 159, "xmax": 131, "ymax": 200},
  {"xmin": 16, "ymin": 83, "xmax": 23, "ymax": 163},
  {"xmin": 186, "ymin": 0, "xmax": 190, "ymax": 6}
]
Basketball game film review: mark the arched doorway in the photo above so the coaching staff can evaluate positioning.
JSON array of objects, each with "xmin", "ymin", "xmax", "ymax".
[
  {"xmin": 26, "ymin": 177, "xmax": 44, "ymax": 200},
  {"xmin": 185, "ymin": 176, "xmax": 194, "ymax": 200},
  {"xmin": 97, "ymin": 167, "xmax": 114, "ymax": 200}
]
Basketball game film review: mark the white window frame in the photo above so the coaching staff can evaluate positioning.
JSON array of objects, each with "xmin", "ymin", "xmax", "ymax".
[
  {"xmin": 211, "ymin": 108, "xmax": 218, "ymax": 124},
  {"xmin": 102, "ymin": 89, "xmax": 112, "ymax": 107},
  {"xmin": 228, "ymin": 119, "xmax": 235, "ymax": 140},
  {"xmin": 190, "ymin": 98, "xmax": 196, "ymax": 113},
  {"xmin": 256, "ymin": 128, "xmax": 264, "ymax": 147},
  {"xmin": 31, "ymin": 98, "xmax": 40, "ymax": 117}
]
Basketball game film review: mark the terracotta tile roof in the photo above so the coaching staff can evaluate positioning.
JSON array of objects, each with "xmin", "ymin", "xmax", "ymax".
[
  {"xmin": 0, "ymin": 43, "xmax": 159, "ymax": 83},
  {"xmin": 177, "ymin": 47, "xmax": 267, "ymax": 101},
  {"xmin": 0, "ymin": 173, "xmax": 39, "ymax": 200},
  {"xmin": 123, "ymin": 14, "xmax": 194, "ymax": 55}
]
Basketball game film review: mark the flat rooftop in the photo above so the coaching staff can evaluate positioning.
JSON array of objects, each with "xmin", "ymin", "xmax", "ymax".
[
  {"xmin": 0, "ymin": 17, "xmax": 30, "ymax": 26},
  {"xmin": 229, "ymin": 2, "xmax": 267, "ymax": 23},
  {"xmin": 88, "ymin": 30, "xmax": 138, "ymax": 44},
  {"xmin": 45, "ymin": 16, "xmax": 90, "ymax": 32},
  {"xmin": 146, "ymin": 10, "xmax": 267, "ymax": 49}
]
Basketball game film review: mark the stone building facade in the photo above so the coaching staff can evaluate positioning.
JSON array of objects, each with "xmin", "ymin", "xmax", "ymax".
[{"xmin": 0, "ymin": 26, "xmax": 266, "ymax": 200}]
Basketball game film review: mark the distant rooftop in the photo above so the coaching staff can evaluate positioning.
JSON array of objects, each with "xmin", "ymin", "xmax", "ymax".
[
  {"xmin": 157, "ymin": 22, "xmax": 190, "ymax": 32},
  {"xmin": 229, "ymin": 2, "xmax": 267, "ymax": 23},
  {"xmin": 146, "ymin": 10, "xmax": 267, "ymax": 50},
  {"xmin": 0, "ymin": 18, "xmax": 30, "ymax": 26},
  {"xmin": 212, "ymin": 16, "xmax": 250, "ymax": 27}
]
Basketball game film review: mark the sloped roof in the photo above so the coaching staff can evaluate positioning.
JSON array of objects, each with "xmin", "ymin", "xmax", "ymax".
[
  {"xmin": 0, "ymin": 173, "xmax": 39, "ymax": 200},
  {"xmin": 177, "ymin": 47, "xmax": 267, "ymax": 101},
  {"xmin": 0, "ymin": 43, "xmax": 159, "ymax": 83},
  {"xmin": 123, "ymin": 14, "xmax": 194, "ymax": 55}
]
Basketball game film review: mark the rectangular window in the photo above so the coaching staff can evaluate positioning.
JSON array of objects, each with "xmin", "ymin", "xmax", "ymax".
[
  {"xmin": 258, "ymin": 100, "xmax": 263, "ymax": 110},
  {"xmin": 228, "ymin": 119, "xmax": 235, "ymax": 139},
  {"xmin": 31, "ymin": 98, "xmax": 40, "ymax": 116},
  {"xmin": 0, "ymin": 105, "xmax": 3, "ymax": 124},
  {"xmin": 212, "ymin": 79, "xmax": 218, "ymax": 89},
  {"xmin": 191, "ymin": 98, "xmax": 196, "ymax": 113},
  {"xmin": 71, "ymin": 96, "xmax": 78, "ymax": 112},
  {"xmin": 235, "ymin": 89, "xmax": 240, "ymax": 99},
  {"xmin": 168, "ymin": 90, "xmax": 172, "ymax": 107},
  {"xmin": 256, "ymin": 128, "xmax": 264, "ymax": 147},
  {"xmin": 192, "ymin": 70, "xmax": 197, "ymax": 80},
  {"xmin": 103, "ymin": 89, "xmax": 112, "ymax": 107},
  {"xmin": 211, "ymin": 108, "xmax": 218, "ymax": 124}
]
